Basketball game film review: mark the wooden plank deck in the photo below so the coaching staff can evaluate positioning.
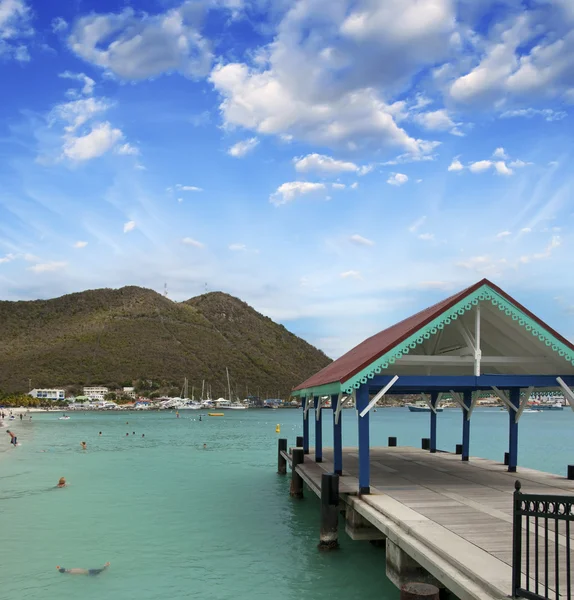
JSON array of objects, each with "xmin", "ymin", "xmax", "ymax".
[{"xmin": 293, "ymin": 447, "xmax": 574, "ymax": 600}]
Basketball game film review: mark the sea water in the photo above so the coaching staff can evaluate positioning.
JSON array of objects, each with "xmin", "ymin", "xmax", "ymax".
[{"xmin": 0, "ymin": 407, "xmax": 573, "ymax": 600}]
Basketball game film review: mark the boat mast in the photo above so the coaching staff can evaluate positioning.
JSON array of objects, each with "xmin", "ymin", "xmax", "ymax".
[
  {"xmin": 226, "ymin": 367, "xmax": 231, "ymax": 401},
  {"xmin": 201, "ymin": 379, "xmax": 205, "ymax": 400}
]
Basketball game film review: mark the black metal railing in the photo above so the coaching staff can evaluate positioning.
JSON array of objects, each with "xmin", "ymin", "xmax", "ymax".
[{"xmin": 513, "ymin": 480, "xmax": 574, "ymax": 599}]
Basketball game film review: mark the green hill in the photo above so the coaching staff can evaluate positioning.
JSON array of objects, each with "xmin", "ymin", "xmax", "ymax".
[{"xmin": 0, "ymin": 286, "xmax": 331, "ymax": 397}]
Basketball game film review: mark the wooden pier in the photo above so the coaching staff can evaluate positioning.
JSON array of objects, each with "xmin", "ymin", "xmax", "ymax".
[{"xmin": 282, "ymin": 445, "xmax": 574, "ymax": 600}]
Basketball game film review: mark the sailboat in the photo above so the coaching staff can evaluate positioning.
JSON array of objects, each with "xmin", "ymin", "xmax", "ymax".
[
  {"xmin": 225, "ymin": 368, "xmax": 247, "ymax": 410},
  {"xmin": 178, "ymin": 377, "xmax": 201, "ymax": 410}
]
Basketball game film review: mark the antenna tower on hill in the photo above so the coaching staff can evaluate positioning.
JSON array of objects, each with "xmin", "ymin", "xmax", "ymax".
[{"xmin": 164, "ymin": 283, "xmax": 168, "ymax": 298}]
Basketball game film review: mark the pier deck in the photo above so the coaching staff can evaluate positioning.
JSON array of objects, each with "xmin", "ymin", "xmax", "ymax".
[{"xmin": 287, "ymin": 447, "xmax": 574, "ymax": 600}]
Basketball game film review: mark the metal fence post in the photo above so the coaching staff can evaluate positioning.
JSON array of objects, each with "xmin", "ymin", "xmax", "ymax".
[{"xmin": 512, "ymin": 480, "xmax": 523, "ymax": 598}]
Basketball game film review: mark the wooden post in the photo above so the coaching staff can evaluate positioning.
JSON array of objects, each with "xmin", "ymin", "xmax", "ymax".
[
  {"xmin": 455, "ymin": 444, "xmax": 463, "ymax": 455},
  {"xmin": 421, "ymin": 438, "xmax": 430, "ymax": 450},
  {"xmin": 400, "ymin": 583, "xmax": 439, "ymax": 600},
  {"xmin": 318, "ymin": 473, "xmax": 339, "ymax": 551},
  {"xmin": 296, "ymin": 435, "xmax": 304, "ymax": 447},
  {"xmin": 290, "ymin": 448, "xmax": 304, "ymax": 498},
  {"xmin": 568, "ymin": 465, "xmax": 574, "ymax": 480},
  {"xmin": 388, "ymin": 436, "xmax": 397, "ymax": 447},
  {"xmin": 278, "ymin": 438, "xmax": 287, "ymax": 474}
]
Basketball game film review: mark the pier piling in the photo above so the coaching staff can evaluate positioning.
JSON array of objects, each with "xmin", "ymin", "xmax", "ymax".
[
  {"xmin": 296, "ymin": 435, "xmax": 304, "ymax": 447},
  {"xmin": 421, "ymin": 438, "xmax": 430, "ymax": 450},
  {"xmin": 455, "ymin": 444, "xmax": 462, "ymax": 455},
  {"xmin": 388, "ymin": 436, "xmax": 397, "ymax": 447},
  {"xmin": 277, "ymin": 438, "xmax": 287, "ymax": 474},
  {"xmin": 318, "ymin": 473, "xmax": 339, "ymax": 551},
  {"xmin": 400, "ymin": 583, "xmax": 439, "ymax": 600},
  {"xmin": 290, "ymin": 448, "xmax": 304, "ymax": 498},
  {"xmin": 568, "ymin": 465, "xmax": 574, "ymax": 480}
]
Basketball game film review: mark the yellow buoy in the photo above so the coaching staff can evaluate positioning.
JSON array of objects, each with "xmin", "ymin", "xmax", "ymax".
[
  {"xmin": 275, "ymin": 424, "xmax": 280, "ymax": 433},
  {"xmin": 208, "ymin": 412, "xmax": 224, "ymax": 417}
]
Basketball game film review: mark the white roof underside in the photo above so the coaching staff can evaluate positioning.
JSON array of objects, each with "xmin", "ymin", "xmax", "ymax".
[{"xmin": 384, "ymin": 301, "xmax": 574, "ymax": 377}]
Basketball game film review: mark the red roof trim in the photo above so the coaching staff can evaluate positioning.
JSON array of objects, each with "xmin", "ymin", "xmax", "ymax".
[{"xmin": 293, "ymin": 279, "xmax": 574, "ymax": 392}]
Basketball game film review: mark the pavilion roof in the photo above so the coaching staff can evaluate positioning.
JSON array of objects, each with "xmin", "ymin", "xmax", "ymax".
[{"xmin": 293, "ymin": 278, "xmax": 574, "ymax": 395}]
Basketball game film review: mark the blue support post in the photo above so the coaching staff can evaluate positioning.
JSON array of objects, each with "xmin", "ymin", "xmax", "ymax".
[
  {"xmin": 356, "ymin": 385, "xmax": 370, "ymax": 495},
  {"xmin": 303, "ymin": 396, "xmax": 309, "ymax": 454},
  {"xmin": 508, "ymin": 388, "xmax": 519, "ymax": 473},
  {"xmin": 462, "ymin": 390, "xmax": 471, "ymax": 461},
  {"xmin": 332, "ymin": 394, "xmax": 342, "ymax": 475},
  {"xmin": 315, "ymin": 395, "xmax": 322, "ymax": 463},
  {"xmin": 430, "ymin": 391, "xmax": 438, "ymax": 453}
]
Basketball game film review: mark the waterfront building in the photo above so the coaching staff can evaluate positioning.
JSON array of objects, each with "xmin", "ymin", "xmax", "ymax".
[
  {"xmin": 28, "ymin": 388, "xmax": 65, "ymax": 401},
  {"xmin": 83, "ymin": 386, "xmax": 109, "ymax": 400}
]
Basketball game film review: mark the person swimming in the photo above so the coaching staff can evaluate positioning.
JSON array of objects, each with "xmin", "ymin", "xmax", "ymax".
[
  {"xmin": 141, "ymin": 433, "xmax": 145, "ymax": 438},
  {"xmin": 203, "ymin": 443, "xmax": 207, "ymax": 449},
  {"xmin": 81, "ymin": 441, "xmax": 87, "ymax": 450},
  {"xmin": 6, "ymin": 430, "xmax": 17, "ymax": 446},
  {"xmin": 57, "ymin": 477, "xmax": 66, "ymax": 488},
  {"xmin": 57, "ymin": 562, "xmax": 110, "ymax": 575},
  {"xmin": 99, "ymin": 431, "xmax": 102, "ymax": 436}
]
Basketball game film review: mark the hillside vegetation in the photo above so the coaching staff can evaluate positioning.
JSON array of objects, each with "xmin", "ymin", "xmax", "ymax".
[{"xmin": 0, "ymin": 287, "xmax": 331, "ymax": 396}]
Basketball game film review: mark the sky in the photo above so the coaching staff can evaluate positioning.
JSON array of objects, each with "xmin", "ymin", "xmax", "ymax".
[{"xmin": 1, "ymin": 0, "xmax": 574, "ymax": 359}]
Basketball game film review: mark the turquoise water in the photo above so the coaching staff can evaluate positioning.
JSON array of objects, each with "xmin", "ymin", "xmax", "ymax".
[{"xmin": 1, "ymin": 407, "xmax": 573, "ymax": 599}]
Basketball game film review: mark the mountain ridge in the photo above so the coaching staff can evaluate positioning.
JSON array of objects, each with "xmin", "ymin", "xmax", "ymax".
[{"xmin": 0, "ymin": 286, "xmax": 331, "ymax": 396}]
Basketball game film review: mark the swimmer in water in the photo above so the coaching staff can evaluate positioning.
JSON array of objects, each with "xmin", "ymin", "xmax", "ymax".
[
  {"xmin": 57, "ymin": 562, "xmax": 110, "ymax": 576},
  {"xmin": 132, "ymin": 431, "xmax": 135, "ymax": 435},
  {"xmin": 126, "ymin": 432, "xmax": 129, "ymax": 436},
  {"xmin": 57, "ymin": 477, "xmax": 66, "ymax": 488},
  {"xmin": 203, "ymin": 443, "xmax": 207, "ymax": 449},
  {"xmin": 99, "ymin": 431, "xmax": 102, "ymax": 436},
  {"xmin": 142, "ymin": 433, "xmax": 145, "ymax": 438},
  {"xmin": 6, "ymin": 430, "xmax": 17, "ymax": 446},
  {"xmin": 81, "ymin": 441, "xmax": 87, "ymax": 450}
]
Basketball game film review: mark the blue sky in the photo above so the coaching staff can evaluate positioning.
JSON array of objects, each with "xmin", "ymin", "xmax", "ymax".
[{"xmin": 1, "ymin": 0, "xmax": 573, "ymax": 358}]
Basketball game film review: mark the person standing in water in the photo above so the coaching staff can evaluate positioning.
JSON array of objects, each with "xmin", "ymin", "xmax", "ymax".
[
  {"xmin": 6, "ymin": 430, "xmax": 17, "ymax": 446},
  {"xmin": 81, "ymin": 441, "xmax": 87, "ymax": 450},
  {"xmin": 57, "ymin": 562, "xmax": 110, "ymax": 575}
]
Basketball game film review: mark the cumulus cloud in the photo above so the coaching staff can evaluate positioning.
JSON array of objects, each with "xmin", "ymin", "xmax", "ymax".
[
  {"xmin": 123, "ymin": 220, "xmax": 136, "ymax": 233},
  {"xmin": 0, "ymin": 0, "xmax": 33, "ymax": 61},
  {"xmin": 468, "ymin": 160, "xmax": 493, "ymax": 173},
  {"xmin": 496, "ymin": 231, "xmax": 512, "ymax": 239},
  {"xmin": 229, "ymin": 243, "xmax": 247, "ymax": 251},
  {"xmin": 63, "ymin": 122, "xmax": 123, "ymax": 161},
  {"xmin": 269, "ymin": 181, "xmax": 326, "ymax": 206},
  {"xmin": 68, "ymin": 4, "xmax": 215, "ymax": 80},
  {"xmin": 412, "ymin": 109, "xmax": 462, "ymax": 135},
  {"xmin": 51, "ymin": 16, "xmax": 67, "ymax": 33},
  {"xmin": 349, "ymin": 234, "xmax": 374, "ymax": 247},
  {"xmin": 408, "ymin": 216, "xmax": 426, "ymax": 233},
  {"xmin": 493, "ymin": 147, "xmax": 508, "ymax": 159},
  {"xmin": 73, "ymin": 241, "xmax": 88, "ymax": 248},
  {"xmin": 27, "ymin": 261, "xmax": 67, "ymax": 273},
  {"xmin": 182, "ymin": 237, "xmax": 204, "ymax": 248},
  {"xmin": 294, "ymin": 153, "xmax": 359, "ymax": 175},
  {"xmin": 59, "ymin": 71, "xmax": 95, "ymax": 96},
  {"xmin": 115, "ymin": 143, "xmax": 139, "ymax": 156},
  {"xmin": 447, "ymin": 157, "xmax": 464, "ymax": 171},
  {"xmin": 387, "ymin": 173, "xmax": 408, "ymax": 186},
  {"xmin": 332, "ymin": 183, "xmax": 346, "ymax": 190},
  {"xmin": 228, "ymin": 137, "xmax": 259, "ymax": 157}
]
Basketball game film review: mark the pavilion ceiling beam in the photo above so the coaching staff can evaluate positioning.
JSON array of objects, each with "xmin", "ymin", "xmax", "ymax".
[
  {"xmin": 515, "ymin": 386, "xmax": 534, "ymax": 422},
  {"xmin": 359, "ymin": 375, "xmax": 399, "ymax": 418},
  {"xmin": 491, "ymin": 386, "xmax": 516, "ymax": 412},
  {"xmin": 457, "ymin": 319, "xmax": 476, "ymax": 354},
  {"xmin": 556, "ymin": 377, "xmax": 574, "ymax": 412}
]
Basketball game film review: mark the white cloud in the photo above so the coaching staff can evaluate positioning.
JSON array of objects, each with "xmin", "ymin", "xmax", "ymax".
[
  {"xmin": 413, "ymin": 109, "xmax": 462, "ymax": 135},
  {"xmin": 27, "ymin": 261, "xmax": 67, "ymax": 273},
  {"xmin": 269, "ymin": 181, "xmax": 326, "ymax": 206},
  {"xmin": 68, "ymin": 4, "xmax": 215, "ymax": 80},
  {"xmin": 228, "ymin": 137, "xmax": 259, "ymax": 158},
  {"xmin": 294, "ymin": 153, "xmax": 358, "ymax": 175},
  {"xmin": 63, "ymin": 121, "xmax": 123, "ymax": 161},
  {"xmin": 496, "ymin": 231, "xmax": 512, "ymax": 239},
  {"xmin": 115, "ymin": 143, "xmax": 139, "ymax": 156},
  {"xmin": 456, "ymin": 255, "xmax": 508, "ymax": 277},
  {"xmin": 349, "ymin": 234, "xmax": 374, "ymax": 247},
  {"xmin": 340, "ymin": 270, "xmax": 361, "ymax": 279},
  {"xmin": 493, "ymin": 147, "xmax": 508, "ymax": 159},
  {"xmin": 182, "ymin": 237, "xmax": 204, "ymax": 248},
  {"xmin": 447, "ymin": 157, "xmax": 464, "ymax": 171},
  {"xmin": 0, "ymin": 0, "xmax": 33, "ymax": 61},
  {"xmin": 229, "ymin": 243, "xmax": 247, "ymax": 251},
  {"xmin": 468, "ymin": 160, "xmax": 493, "ymax": 173},
  {"xmin": 59, "ymin": 71, "xmax": 95, "ymax": 96},
  {"xmin": 408, "ymin": 216, "xmax": 426, "ymax": 233},
  {"xmin": 51, "ymin": 16, "xmax": 67, "ymax": 33},
  {"xmin": 123, "ymin": 220, "xmax": 136, "ymax": 233},
  {"xmin": 332, "ymin": 183, "xmax": 346, "ymax": 190},
  {"xmin": 350, "ymin": 182, "xmax": 358, "ymax": 189},
  {"xmin": 387, "ymin": 173, "xmax": 408, "ymax": 186},
  {"xmin": 418, "ymin": 233, "xmax": 435, "ymax": 241},
  {"xmin": 0, "ymin": 252, "xmax": 15, "ymax": 264},
  {"xmin": 509, "ymin": 159, "xmax": 530, "ymax": 168},
  {"xmin": 175, "ymin": 184, "xmax": 203, "ymax": 192},
  {"xmin": 520, "ymin": 236, "xmax": 562, "ymax": 263},
  {"xmin": 51, "ymin": 97, "xmax": 111, "ymax": 132},
  {"xmin": 520, "ymin": 227, "xmax": 532, "ymax": 233},
  {"xmin": 500, "ymin": 108, "xmax": 566, "ymax": 122},
  {"xmin": 73, "ymin": 241, "xmax": 88, "ymax": 248}
]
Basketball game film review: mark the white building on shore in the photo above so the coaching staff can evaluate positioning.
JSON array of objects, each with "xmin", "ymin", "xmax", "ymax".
[
  {"xmin": 28, "ymin": 388, "xmax": 66, "ymax": 401},
  {"xmin": 83, "ymin": 386, "xmax": 109, "ymax": 401},
  {"xmin": 123, "ymin": 387, "xmax": 137, "ymax": 399}
]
